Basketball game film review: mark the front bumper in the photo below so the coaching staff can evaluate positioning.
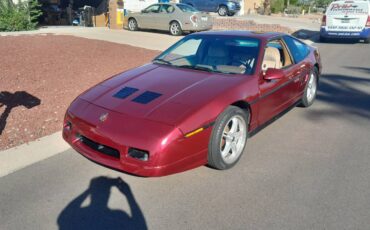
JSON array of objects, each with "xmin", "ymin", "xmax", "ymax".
[
  {"xmin": 320, "ymin": 27, "xmax": 370, "ymax": 40},
  {"xmin": 63, "ymin": 99, "xmax": 210, "ymax": 177}
]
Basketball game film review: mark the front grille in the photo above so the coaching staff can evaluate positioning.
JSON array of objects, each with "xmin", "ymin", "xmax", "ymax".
[{"xmin": 79, "ymin": 135, "xmax": 120, "ymax": 159}]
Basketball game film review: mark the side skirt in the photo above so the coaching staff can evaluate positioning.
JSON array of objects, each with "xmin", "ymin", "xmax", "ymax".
[{"xmin": 248, "ymin": 100, "xmax": 301, "ymax": 138}]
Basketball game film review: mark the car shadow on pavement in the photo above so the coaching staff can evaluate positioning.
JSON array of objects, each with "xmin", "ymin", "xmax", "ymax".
[
  {"xmin": 307, "ymin": 73, "xmax": 370, "ymax": 120},
  {"xmin": 57, "ymin": 176, "xmax": 147, "ymax": 230},
  {"xmin": 292, "ymin": 29, "xmax": 319, "ymax": 43},
  {"xmin": 0, "ymin": 91, "xmax": 41, "ymax": 135}
]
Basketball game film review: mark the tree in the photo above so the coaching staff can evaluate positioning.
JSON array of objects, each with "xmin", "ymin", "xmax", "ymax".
[{"xmin": 0, "ymin": 0, "xmax": 42, "ymax": 31}]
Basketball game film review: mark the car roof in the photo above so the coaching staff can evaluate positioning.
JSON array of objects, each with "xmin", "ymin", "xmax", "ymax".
[{"xmin": 194, "ymin": 30, "xmax": 286, "ymax": 40}]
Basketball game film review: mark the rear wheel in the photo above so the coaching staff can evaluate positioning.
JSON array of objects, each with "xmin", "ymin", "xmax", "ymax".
[
  {"xmin": 208, "ymin": 106, "xmax": 249, "ymax": 170},
  {"xmin": 128, "ymin": 18, "xmax": 138, "ymax": 31},
  {"xmin": 218, "ymin": 5, "xmax": 228, "ymax": 16},
  {"xmin": 227, "ymin": 12, "xmax": 235, "ymax": 16},
  {"xmin": 301, "ymin": 68, "xmax": 318, "ymax": 107},
  {"xmin": 169, "ymin": 21, "xmax": 182, "ymax": 36}
]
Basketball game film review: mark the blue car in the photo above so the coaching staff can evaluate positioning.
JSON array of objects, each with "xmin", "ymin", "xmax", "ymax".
[{"xmin": 180, "ymin": 0, "xmax": 241, "ymax": 16}]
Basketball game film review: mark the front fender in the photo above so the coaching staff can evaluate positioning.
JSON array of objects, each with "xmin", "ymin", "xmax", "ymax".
[{"xmin": 178, "ymin": 75, "xmax": 259, "ymax": 135}]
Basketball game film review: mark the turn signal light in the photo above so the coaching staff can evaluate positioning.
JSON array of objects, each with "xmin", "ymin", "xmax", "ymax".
[
  {"xmin": 321, "ymin": 15, "xmax": 326, "ymax": 27},
  {"xmin": 185, "ymin": 127, "xmax": 204, "ymax": 138},
  {"xmin": 64, "ymin": 121, "xmax": 72, "ymax": 131},
  {"xmin": 128, "ymin": 148, "xmax": 149, "ymax": 161},
  {"xmin": 190, "ymin": 15, "xmax": 198, "ymax": 24}
]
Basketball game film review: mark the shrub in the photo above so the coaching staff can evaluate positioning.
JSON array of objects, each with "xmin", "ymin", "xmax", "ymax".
[
  {"xmin": 0, "ymin": 0, "xmax": 42, "ymax": 31},
  {"xmin": 271, "ymin": 0, "xmax": 285, "ymax": 13}
]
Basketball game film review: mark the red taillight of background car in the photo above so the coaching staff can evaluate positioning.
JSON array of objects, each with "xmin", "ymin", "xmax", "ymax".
[
  {"xmin": 321, "ymin": 15, "xmax": 326, "ymax": 27},
  {"xmin": 190, "ymin": 15, "xmax": 198, "ymax": 24}
]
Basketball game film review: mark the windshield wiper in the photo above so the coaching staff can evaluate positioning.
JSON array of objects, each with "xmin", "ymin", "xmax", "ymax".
[
  {"xmin": 153, "ymin": 58, "xmax": 172, "ymax": 65},
  {"xmin": 178, "ymin": 65, "xmax": 232, "ymax": 74},
  {"xmin": 177, "ymin": 65, "xmax": 216, "ymax": 72}
]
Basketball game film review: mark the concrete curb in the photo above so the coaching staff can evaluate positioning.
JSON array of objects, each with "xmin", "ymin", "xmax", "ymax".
[{"xmin": 0, "ymin": 131, "xmax": 70, "ymax": 178}]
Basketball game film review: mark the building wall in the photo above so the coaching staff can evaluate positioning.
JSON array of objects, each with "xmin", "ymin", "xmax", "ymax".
[{"xmin": 124, "ymin": 0, "xmax": 158, "ymax": 12}]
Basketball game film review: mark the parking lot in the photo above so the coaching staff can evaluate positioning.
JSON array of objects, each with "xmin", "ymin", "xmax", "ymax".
[{"xmin": 1, "ymin": 33, "xmax": 369, "ymax": 229}]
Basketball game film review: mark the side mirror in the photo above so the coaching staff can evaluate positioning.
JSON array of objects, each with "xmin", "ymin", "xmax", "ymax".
[{"xmin": 263, "ymin": 68, "xmax": 284, "ymax": 81}]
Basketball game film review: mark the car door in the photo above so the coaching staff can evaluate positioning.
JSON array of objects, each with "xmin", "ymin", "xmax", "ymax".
[
  {"xmin": 256, "ymin": 38, "xmax": 298, "ymax": 126},
  {"xmin": 156, "ymin": 4, "xmax": 175, "ymax": 30},
  {"xmin": 282, "ymin": 36, "xmax": 311, "ymax": 98},
  {"xmin": 137, "ymin": 4, "xmax": 161, "ymax": 29}
]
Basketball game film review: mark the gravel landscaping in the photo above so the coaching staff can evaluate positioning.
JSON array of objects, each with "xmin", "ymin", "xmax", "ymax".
[{"xmin": 0, "ymin": 34, "xmax": 160, "ymax": 150}]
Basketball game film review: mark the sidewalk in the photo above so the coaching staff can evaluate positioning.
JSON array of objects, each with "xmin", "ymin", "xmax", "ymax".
[{"xmin": 0, "ymin": 26, "xmax": 182, "ymax": 51}]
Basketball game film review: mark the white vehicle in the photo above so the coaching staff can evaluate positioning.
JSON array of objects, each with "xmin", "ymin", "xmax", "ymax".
[{"xmin": 320, "ymin": 0, "xmax": 370, "ymax": 43}]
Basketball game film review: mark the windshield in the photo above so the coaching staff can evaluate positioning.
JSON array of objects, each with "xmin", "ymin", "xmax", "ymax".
[
  {"xmin": 177, "ymin": 4, "xmax": 199, "ymax": 13},
  {"xmin": 153, "ymin": 35, "xmax": 260, "ymax": 75}
]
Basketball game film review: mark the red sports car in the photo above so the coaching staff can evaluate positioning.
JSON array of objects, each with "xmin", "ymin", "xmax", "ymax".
[{"xmin": 63, "ymin": 31, "xmax": 322, "ymax": 177}]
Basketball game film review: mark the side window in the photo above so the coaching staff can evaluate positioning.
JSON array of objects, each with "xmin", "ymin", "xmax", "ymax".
[
  {"xmin": 283, "ymin": 36, "xmax": 309, "ymax": 63},
  {"xmin": 262, "ymin": 39, "xmax": 292, "ymax": 71},
  {"xmin": 160, "ymin": 5, "xmax": 175, "ymax": 14},
  {"xmin": 145, "ymin": 4, "xmax": 160, "ymax": 13},
  {"xmin": 160, "ymin": 5, "xmax": 175, "ymax": 13}
]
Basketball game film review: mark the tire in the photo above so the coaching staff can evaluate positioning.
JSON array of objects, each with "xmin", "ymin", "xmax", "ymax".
[
  {"xmin": 169, "ymin": 21, "xmax": 182, "ymax": 36},
  {"xmin": 208, "ymin": 106, "xmax": 249, "ymax": 170},
  {"xmin": 301, "ymin": 67, "xmax": 318, "ymax": 107},
  {"xmin": 128, "ymin": 18, "xmax": 138, "ymax": 31},
  {"xmin": 319, "ymin": 35, "xmax": 327, "ymax": 43},
  {"xmin": 227, "ymin": 12, "xmax": 235, "ymax": 16},
  {"xmin": 364, "ymin": 37, "xmax": 370, "ymax": 44},
  {"xmin": 218, "ymin": 5, "xmax": 228, "ymax": 16}
]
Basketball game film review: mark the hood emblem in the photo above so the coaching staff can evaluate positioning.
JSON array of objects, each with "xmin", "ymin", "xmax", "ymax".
[{"xmin": 99, "ymin": 113, "xmax": 109, "ymax": 122}]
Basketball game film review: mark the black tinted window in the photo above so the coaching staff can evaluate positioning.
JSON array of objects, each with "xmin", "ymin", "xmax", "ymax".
[{"xmin": 283, "ymin": 36, "xmax": 309, "ymax": 63}]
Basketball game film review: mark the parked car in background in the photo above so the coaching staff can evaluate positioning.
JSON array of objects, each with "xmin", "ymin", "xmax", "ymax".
[
  {"xmin": 127, "ymin": 3, "xmax": 213, "ymax": 36},
  {"xmin": 320, "ymin": 0, "xmax": 370, "ymax": 43},
  {"xmin": 63, "ymin": 31, "xmax": 322, "ymax": 177},
  {"xmin": 180, "ymin": 0, "xmax": 241, "ymax": 16}
]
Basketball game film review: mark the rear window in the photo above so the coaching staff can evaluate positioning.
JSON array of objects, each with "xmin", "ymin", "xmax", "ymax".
[{"xmin": 327, "ymin": 2, "xmax": 369, "ymax": 15}]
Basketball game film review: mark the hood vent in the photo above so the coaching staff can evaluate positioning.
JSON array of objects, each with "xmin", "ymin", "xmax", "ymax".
[
  {"xmin": 113, "ymin": 87, "xmax": 139, "ymax": 99},
  {"xmin": 132, "ymin": 91, "xmax": 162, "ymax": 104}
]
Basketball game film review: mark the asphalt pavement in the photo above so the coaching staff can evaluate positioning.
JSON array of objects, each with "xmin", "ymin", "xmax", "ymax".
[{"xmin": 1, "ymin": 41, "xmax": 370, "ymax": 230}]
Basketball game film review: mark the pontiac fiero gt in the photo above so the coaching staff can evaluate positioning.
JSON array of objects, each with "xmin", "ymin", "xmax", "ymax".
[{"xmin": 63, "ymin": 31, "xmax": 321, "ymax": 177}]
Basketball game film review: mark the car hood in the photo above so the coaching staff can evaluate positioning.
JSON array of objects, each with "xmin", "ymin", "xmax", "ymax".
[{"xmin": 79, "ymin": 64, "xmax": 243, "ymax": 126}]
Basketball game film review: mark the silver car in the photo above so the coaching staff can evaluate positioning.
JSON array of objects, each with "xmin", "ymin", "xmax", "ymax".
[{"xmin": 127, "ymin": 3, "xmax": 213, "ymax": 36}]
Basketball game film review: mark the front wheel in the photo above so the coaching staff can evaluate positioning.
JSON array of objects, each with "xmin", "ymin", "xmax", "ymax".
[
  {"xmin": 128, "ymin": 18, "xmax": 138, "ymax": 31},
  {"xmin": 218, "ymin": 6, "xmax": 228, "ymax": 16},
  {"xmin": 169, "ymin": 21, "xmax": 182, "ymax": 36},
  {"xmin": 208, "ymin": 106, "xmax": 249, "ymax": 170},
  {"xmin": 301, "ymin": 68, "xmax": 318, "ymax": 107}
]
